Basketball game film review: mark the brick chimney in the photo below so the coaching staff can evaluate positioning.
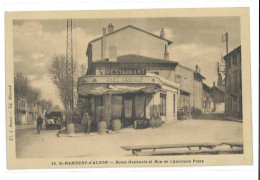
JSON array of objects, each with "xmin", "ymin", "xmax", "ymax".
[
  {"xmin": 108, "ymin": 23, "xmax": 114, "ymax": 34},
  {"xmin": 160, "ymin": 28, "xmax": 165, "ymax": 39},
  {"xmin": 164, "ymin": 44, "xmax": 169, "ymax": 61},
  {"xmin": 101, "ymin": 28, "xmax": 107, "ymax": 60}
]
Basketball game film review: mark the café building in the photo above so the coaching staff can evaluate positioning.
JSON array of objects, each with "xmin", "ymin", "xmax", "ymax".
[{"xmin": 77, "ymin": 24, "xmax": 180, "ymax": 128}]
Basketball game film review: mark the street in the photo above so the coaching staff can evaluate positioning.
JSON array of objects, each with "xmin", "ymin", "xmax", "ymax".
[{"xmin": 16, "ymin": 119, "xmax": 242, "ymax": 158}]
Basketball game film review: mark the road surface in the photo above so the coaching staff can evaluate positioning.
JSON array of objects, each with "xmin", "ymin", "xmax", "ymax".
[{"xmin": 15, "ymin": 119, "xmax": 243, "ymax": 158}]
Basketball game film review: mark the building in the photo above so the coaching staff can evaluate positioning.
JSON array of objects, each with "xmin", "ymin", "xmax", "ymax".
[
  {"xmin": 211, "ymin": 85, "xmax": 225, "ymax": 113},
  {"xmin": 79, "ymin": 24, "xmax": 181, "ymax": 129},
  {"xmin": 174, "ymin": 64, "xmax": 206, "ymax": 115},
  {"xmin": 15, "ymin": 97, "xmax": 28, "ymax": 125},
  {"xmin": 15, "ymin": 97, "xmax": 42, "ymax": 125},
  {"xmin": 78, "ymin": 24, "xmax": 207, "ymax": 129},
  {"xmin": 223, "ymin": 45, "xmax": 242, "ymax": 118},
  {"xmin": 202, "ymin": 83, "xmax": 213, "ymax": 113}
]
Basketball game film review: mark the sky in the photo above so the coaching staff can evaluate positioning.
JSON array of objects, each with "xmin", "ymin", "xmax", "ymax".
[{"xmin": 13, "ymin": 17, "xmax": 241, "ymax": 108}]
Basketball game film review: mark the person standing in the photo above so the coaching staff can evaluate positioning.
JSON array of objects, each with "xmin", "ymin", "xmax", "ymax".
[
  {"xmin": 82, "ymin": 113, "xmax": 92, "ymax": 134},
  {"xmin": 37, "ymin": 115, "xmax": 43, "ymax": 134}
]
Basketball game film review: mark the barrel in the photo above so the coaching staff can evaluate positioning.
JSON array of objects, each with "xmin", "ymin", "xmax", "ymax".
[
  {"xmin": 111, "ymin": 119, "xmax": 121, "ymax": 131},
  {"xmin": 155, "ymin": 117, "xmax": 162, "ymax": 128},
  {"xmin": 67, "ymin": 123, "xmax": 75, "ymax": 134},
  {"xmin": 74, "ymin": 123, "xmax": 85, "ymax": 133},
  {"xmin": 157, "ymin": 117, "xmax": 162, "ymax": 127},
  {"xmin": 97, "ymin": 121, "xmax": 107, "ymax": 134},
  {"xmin": 149, "ymin": 118, "xmax": 156, "ymax": 128}
]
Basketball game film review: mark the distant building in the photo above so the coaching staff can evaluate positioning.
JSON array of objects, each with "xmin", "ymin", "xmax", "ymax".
[
  {"xmin": 15, "ymin": 97, "xmax": 42, "ymax": 125},
  {"xmin": 211, "ymin": 85, "xmax": 225, "ymax": 113},
  {"xmin": 223, "ymin": 45, "xmax": 242, "ymax": 118},
  {"xmin": 202, "ymin": 83, "xmax": 213, "ymax": 113},
  {"xmin": 174, "ymin": 64, "xmax": 206, "ymax": 115},
  {"xmin": 15, "ymin": 97, "xmax": 28, "ymax": 125}
]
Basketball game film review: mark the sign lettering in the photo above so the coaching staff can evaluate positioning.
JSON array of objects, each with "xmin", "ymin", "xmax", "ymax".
[{"xmin": 105, "ymin": 68, "xmax": 146, "ymax": 75}]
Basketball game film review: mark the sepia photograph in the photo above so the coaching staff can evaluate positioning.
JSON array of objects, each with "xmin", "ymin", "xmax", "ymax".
[{"xmin": 5, "ymin": 8, "xmax": 252, "ymax": 169}]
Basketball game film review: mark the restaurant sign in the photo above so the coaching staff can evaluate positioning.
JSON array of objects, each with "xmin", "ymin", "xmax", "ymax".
[{"xmin": 105, "ymin": 68, "xmax": 146, "ymax": 75}]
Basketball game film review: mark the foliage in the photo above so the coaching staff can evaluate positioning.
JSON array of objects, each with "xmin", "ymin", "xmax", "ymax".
[
  {"xmin": 14, "ymin": 72, "xmax": 41, "ymax": 103},
  {"xmin": 47, "ymin": 54, "xmax": 77, "ymax": 111},
  {"xmin": 39, "ymin": 99, "xmax": 53, "ymax": 111}
]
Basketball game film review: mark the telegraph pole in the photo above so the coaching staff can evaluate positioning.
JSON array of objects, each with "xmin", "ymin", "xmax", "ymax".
[
  {"xmin": 222, "ymin": 32, "xmax": 228, "ymax": 55},
  {"xmin": 66, "ymin": 19, "xmax": 74, "ymax": 111}
]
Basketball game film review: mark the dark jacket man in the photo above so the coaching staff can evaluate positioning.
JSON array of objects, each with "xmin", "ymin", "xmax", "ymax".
[{"xmin": 37, "ymin": 115, "xmax": 43, "ymax": 134}]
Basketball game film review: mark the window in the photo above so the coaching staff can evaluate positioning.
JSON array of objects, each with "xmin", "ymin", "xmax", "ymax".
[
  {"xmin": 232, "ymin": 54, "xmax": 237, "ymax": 65},
  {"xmin": 227, "ymin": 58, "xmax": 231, "ymax": 69},
  {"xmin": 160, "ymin": 94, "xmax": 166, "ymax": 116},
  {"xmin": 234, "ymin": 71, "xmax": 238, "ymax": 89},
  {"xmin": 152, "ymin": 72, "xmax": 159, "ymax": 76},
  {"xmin": 173, "ymin": 94, "xmax": 176, "ymax": 115}
]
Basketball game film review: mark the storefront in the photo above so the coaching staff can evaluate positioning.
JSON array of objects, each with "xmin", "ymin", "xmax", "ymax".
[{"xmin": 77, "ymin": 73, "xmax": 179, "ymax": 129}]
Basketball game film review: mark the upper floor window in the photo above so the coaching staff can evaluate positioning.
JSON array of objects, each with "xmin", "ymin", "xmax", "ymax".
[
  {"xmin": 227, "ymin": 58, "xmax": 231, "ymax": 69},
  {"xmin": 232, "ymin": 54, "xmax": 237, "ymax": 65}
]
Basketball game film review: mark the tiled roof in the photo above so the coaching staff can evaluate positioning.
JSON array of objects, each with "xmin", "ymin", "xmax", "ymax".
[
  {"xmin": 93, "ymin": 54, "xmax": 178, "ymax": 65},
  {"xmin": 89, "ymin": 25, "xmax": 173, "ymax": 45}
]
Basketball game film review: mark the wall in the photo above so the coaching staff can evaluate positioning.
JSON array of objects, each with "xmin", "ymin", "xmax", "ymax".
[
  {"xmin": 225, "ymin": 47, "xmax": 242, "ymax": 117},
  {"xmin": 91, "ymin": 27, "xmax": 168, "ymax": 62},
  {"xmin": 193, "ymin": 79, "xmax": 203, "ymax": 112},
  {"xmin": 174, "ymin": 65, "xmax": 194, "ymax": 111}
]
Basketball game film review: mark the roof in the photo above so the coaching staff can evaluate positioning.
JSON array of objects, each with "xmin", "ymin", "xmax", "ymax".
[
  {"xmin": 177, "ymin": 64, "xmax": 206, "ymax": 80},
  {"xmin": 89, "ymin": 25, "xmax": 173, "ymax": 45},
  {"xmin": 93, "ymin": 54, "xmax": 178, "ymax": 65},
  {"xmin": 215, "ymin": 85, "xmax": 225, "ymax": 92},
  {"xmin": 223, "ymin": 45, "xmax": 241, "ymax": 60},
  {"xmin": 194, "ymin": 72, "xmax": 206, "ymax": 80},
  {"xmin": 203, "ymin": 83, "xmax": 212, "ymax": 93}
]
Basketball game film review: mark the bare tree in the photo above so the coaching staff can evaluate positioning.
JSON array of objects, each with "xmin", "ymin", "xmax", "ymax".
[{"xmin": 47, "ymin": 54, "xmax": 77, "ymax": 111}]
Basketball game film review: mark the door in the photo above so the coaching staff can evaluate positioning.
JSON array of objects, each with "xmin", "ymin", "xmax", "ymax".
[{"xmin": 123, "ymin": 95, "xmax": 133, "ymax": 127}]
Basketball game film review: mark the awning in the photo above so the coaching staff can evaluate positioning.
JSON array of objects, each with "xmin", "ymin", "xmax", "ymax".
[
  {"xmin": 77, "ymin": 74, "xmax": 179, "ymax": 96},
  {"xmin": 78, "ymin": 84, "xmax": 160, "ymax": 96}
]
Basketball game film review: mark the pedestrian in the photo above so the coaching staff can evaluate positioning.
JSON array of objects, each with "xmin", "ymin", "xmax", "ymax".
[
  {"xmin": 82, "ymin": 113, "xmax": 92, "ymax": 134},
  {"xmin": 37, "ymin": 115, "xmax": 43, "ymax": 134}
]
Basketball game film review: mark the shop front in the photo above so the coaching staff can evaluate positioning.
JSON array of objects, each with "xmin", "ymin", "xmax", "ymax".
[{"xmin": 77, "ymin": 73, "xmax": 179, "ymax": 129}]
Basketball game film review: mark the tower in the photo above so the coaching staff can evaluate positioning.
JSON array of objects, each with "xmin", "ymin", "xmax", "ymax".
[{"xmin": 66, "ymin": 19, "xmax": 74, "ymax": 111}]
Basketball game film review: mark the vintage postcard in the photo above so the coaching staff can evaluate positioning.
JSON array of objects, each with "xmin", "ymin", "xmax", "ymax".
[{"xmin": 5, "ymin": 8, "xmax": 252, "ymax": 169}]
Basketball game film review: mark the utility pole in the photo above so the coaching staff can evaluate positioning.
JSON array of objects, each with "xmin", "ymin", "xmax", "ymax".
[
  {"xmin": 222, "ymin": 32, "xmax": 228, "ymax": 55},
  {"xmin": 213, "ymin": 81, "xmax": 216, "ymax": 112},
  {"xmin": 66, "ymin": 19, "xmax": 74, "ymax": 111}
]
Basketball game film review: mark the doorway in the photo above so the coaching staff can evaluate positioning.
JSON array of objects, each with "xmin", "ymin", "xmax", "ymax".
[{"xmin": 123, "ymin": 95, "xmax": 134, "ymax": 127}]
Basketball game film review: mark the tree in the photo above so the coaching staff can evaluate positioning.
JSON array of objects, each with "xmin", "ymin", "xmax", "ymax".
[
  {"xmin": 14, "ymin": 72, "xmax": 30, "ymax": 99},
  {"xmin": 40, "ymin": 99, "xmax": 53, "ymax": 111},
  {"xmin": 47, "ymin": 54, "xmax": 77, "ymax": 111},
  {"xmin": 14, "ymin": 72, "xmax": 41, "ymax": 102}
]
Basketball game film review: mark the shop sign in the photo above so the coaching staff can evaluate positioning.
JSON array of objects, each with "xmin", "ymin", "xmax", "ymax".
[
  {"xmin": 105, "ymin": 68, "xmax": 146, "ymax": 75},
  {"xmin": 79, "ymin": 76, "xmax": 162, "ymax": 85}
]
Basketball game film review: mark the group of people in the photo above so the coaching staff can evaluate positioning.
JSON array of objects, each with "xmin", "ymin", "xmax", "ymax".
[{"xmin": 36, "ymin": 112, "xmax": 92, "ymax": 136}]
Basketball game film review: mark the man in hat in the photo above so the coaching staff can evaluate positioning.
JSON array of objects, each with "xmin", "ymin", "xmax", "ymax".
[{"xmin": 82, "ymin": 112, "xmax": 92, "ymax": 134}]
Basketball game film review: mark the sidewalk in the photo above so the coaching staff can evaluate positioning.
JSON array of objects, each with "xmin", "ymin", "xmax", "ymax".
[
  {"xmin": 15, "ymin": 124, "xmax": 36, "ymax": 130},
  {"xmin": 192, "ymin": 113, "xmax": 242, "ymax": 123}
]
